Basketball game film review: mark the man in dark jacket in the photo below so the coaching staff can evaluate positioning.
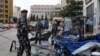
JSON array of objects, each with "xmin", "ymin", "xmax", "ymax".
[
  {"xmin": 51, "ymin": 20, "xmax": 58, "ymax": 37},
  {"xmin": 34, "ymin": 19, "xmax": 43, "ymax": 44},
  {"xmin": 76, "ymin": 17, "xmax": 84, "ymax": 37},
  {"xmin": 17, "ymin": 9, "xmax": 31, "ymax": 56}
]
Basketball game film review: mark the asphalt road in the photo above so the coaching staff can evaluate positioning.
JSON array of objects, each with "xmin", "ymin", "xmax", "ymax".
[{"xmin": 0, "ymin": 29, "xmax": 51, "ymax": 56}]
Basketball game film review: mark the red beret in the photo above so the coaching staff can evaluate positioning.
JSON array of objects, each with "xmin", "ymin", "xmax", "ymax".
[{"xmin": 21, "ymin": 9, "xmax": 28, "ymax": 13}]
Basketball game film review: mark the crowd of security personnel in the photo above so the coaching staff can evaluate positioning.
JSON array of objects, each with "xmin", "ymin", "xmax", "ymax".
[{"xmin": 16, "ymin": 9, "xmax": 64, "ymax": 56}]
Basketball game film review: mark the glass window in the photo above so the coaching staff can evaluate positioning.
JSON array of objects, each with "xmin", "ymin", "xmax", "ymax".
[
  {"xmin": 0, "ymin": 4, "xmax": 3, "ymax": 8},
  {"xmin": 0, "ymin": 20, "xmax": 3, "ymax": 23},
  {"xmin": 0, "ymin": 14, "xmax": 3, "ymax": 18},
  {"xmin": 5, "ymin": 0, "xmax": 8, "ymax": 3},
  {"xmin": 5, "ymin": 15, "xmax": 8, "ymax": 18},
  {"xmin": 5, "ymin": 5, "xmax": 8, "ymax": 8},
  {"xmin": 0, "ymin": 9, "xmax": 3, "ymax": 12},
  {"xmin": 5, "ymin": 10, "xmax": 8, "ymax": 13},
  {"xmin": 55, "ymin": 8, "xmax": 61, "ymax": 10}
]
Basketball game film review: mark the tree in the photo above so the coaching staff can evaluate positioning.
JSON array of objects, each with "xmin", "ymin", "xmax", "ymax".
[
  {"xmin": 58, "ymin": 7, "xmax": 68, "ymax": 18},
  {"xmin": 59, "ymin": 0, "xmax": 83, "ymax": 18}
]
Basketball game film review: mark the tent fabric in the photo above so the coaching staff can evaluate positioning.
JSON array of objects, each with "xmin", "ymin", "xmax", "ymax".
[
  {"xmin": 39, "ymin": 45, "xmax": 49, "ymax": 49},
  {"xmin": 62, "ymin": 31, "xmax": 78, "ymax": 36},
  {"xmin": 55, "ymin": 34, "xmax": 100, "ymax": 55}
]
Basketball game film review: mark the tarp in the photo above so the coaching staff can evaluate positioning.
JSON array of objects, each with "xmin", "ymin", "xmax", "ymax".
[
  {"xmin": 56, "ymin": 34, "xmax": 100, "ymax": 55},
  {"xmin": 62, "ymin": 31, "xmax": 78, "ymax": 36}
]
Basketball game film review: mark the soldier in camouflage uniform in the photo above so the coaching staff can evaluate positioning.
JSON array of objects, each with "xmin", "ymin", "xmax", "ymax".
[
  {"xmin": 17, "ymin": 9, "xmax": 31, "ymax": 56},
  {"xmin": 34, "ymin": 19, "xmax": 43, "ymax": 44}
]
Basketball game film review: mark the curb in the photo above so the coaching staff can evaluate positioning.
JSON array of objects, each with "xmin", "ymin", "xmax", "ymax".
[{"xmin": 0, "ymin": 29, "xmax": 8, "ymax": 32}]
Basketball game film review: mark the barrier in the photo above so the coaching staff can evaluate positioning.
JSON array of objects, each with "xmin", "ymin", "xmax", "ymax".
[{"xmin": 1, "ymin": 23, "xmax": 17, "ymax": 29}]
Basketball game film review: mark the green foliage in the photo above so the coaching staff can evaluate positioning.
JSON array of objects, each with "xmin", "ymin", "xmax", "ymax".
[{"xmin": 59, "ymin": 0, "xmax": 83, "ymax": 18}]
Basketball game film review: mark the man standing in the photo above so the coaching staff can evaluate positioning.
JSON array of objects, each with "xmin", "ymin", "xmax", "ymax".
[
  {"xmin": 51, "ymin": 20, "xmax": 58, "ymax": 37},
  {"xmin": 51, "ymin": 20, "xmax": 58, "ymax": 45},
  {"xmin": 76, "ymin": 17, "xmax": 84, "ymax": 37},
  {"xmin": 17, "ymin": 9, "xmax": 31, "ymax": 56},
  {"xmin": 34, "ymin": 19, "xmax": 43, "ymax": 44}
]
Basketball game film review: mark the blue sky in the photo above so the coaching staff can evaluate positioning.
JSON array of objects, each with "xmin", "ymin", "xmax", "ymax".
[{"xmin": 14, "ymin": 0, "xmax": 60, "ymax": 12}]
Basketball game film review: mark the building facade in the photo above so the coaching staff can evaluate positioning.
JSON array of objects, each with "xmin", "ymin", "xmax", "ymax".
[
  {"xmin": 83, "ymin": 0, "xmax": 100, "ymax": 35},
  {"xmin": 0, "ymin": 0, "xmax": 13, "ymax": 23},
  {"xmin": 61, "ymin": 0, "xmax": 67, "ymax": 7},
  {"xmin": 13, "ymin": 6, "xmax": 21, "ymax": 18},
  {"xmin": 30, "ymin": 5, "xmax": 61, "ymax": 20}
]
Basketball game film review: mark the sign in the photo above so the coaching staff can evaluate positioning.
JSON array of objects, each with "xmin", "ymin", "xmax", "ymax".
[{"xmin": 85, "ymin": 0, "xmax": 92, "ymax": 4}]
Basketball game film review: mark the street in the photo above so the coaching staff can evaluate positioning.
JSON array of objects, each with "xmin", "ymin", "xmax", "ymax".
[
  {"xmin": 0, "ymin": 29, "xmax": 17, "ymax": 56},
  {"xmin": 0, "ymin": 0, "xmax": 99, "ymax": 56},
  {"xmin": 0, "ymin": 29, "xmax": 50, "ymax": 56}
]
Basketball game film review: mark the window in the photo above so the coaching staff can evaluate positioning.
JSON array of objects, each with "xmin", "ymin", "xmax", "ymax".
[
  {"xmin": 5, "ymin": 20, "xmax": 8, "ymax": 23},
  {"xmin": 0, "ymin": 20, "xmax": 3, "ymax": 23},
  {"xmin": 5, "ymin": 5, "xmax": 8, "ymax": 8},
  {"xmin": 0, "ymin": 9, "xmax": 3, "ymax": 13},
  {"xmin": 5, "ymin": 0, "xmax": 8, "ymax": 3},
  {"xmin": 5, "ymin": 10, "xmax": 8, "ymax": 13},
  {"xmin": 86, "ymin": 4, "xmax": 94, "ymax": 33},
  {"xmin": 5, "ymin": 15, "xmax": 8, "ymax": 18},
  {"xmin": 55, "ymin": 8, "xmax": 61, "ymax": 10},
  {"xmin": 0, "ymin": 0, "xmax": 4, "ymax": 2},
  {"xmin": 0, "ymin": 14, "xmax": 3, "ymax": 18},
  {"xmin": 0, "ymin": 5, "xmax": 3, "ymax": 8}
]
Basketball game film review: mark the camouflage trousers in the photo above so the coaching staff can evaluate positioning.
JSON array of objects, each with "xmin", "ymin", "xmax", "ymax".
[{"xmin": 17, "ymin": 34, "xmax": 31, "ymax": 56}]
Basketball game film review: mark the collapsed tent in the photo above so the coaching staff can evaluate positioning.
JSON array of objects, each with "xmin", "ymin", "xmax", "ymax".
[{"xmin": 55, "ymin": 34, "xmax": 100, "ymax": 55}]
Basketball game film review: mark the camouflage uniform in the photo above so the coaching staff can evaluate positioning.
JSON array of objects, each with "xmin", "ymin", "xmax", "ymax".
[
  {"xmin": 17, "ymin": 16, "xmax": 31, "ymax": 56},
  {"xmin": 34, "ymin": 21, "xmax": 42, "ymax": 44}
]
